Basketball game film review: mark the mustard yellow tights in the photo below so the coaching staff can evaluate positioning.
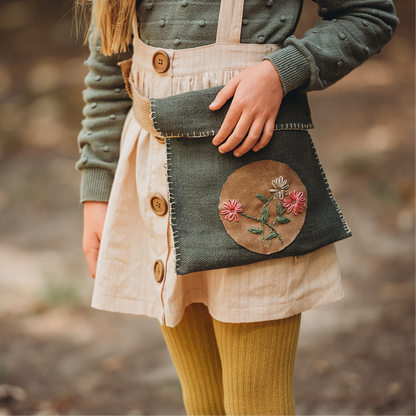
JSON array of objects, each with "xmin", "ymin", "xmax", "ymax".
[{"xmin": 160, "ymin": 303, "xmax": 301, "ymax": 415}]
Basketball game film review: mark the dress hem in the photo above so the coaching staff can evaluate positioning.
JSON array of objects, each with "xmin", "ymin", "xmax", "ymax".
[{"xmin": 91, "ymin": 283, "xmax": 344, "ymax": 327}]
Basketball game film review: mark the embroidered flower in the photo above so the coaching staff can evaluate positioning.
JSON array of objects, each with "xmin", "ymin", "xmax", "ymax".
[
  {"xmin": 269, "ymin": 176, "xmax": 289, "ymax": 200},
  {"xmin": 221, "ymin": 199, "xmax": 243, "ymax": 222},
  {"xmin": 283, "ymin": 189, "xmax": 306, "ymax": 216}
]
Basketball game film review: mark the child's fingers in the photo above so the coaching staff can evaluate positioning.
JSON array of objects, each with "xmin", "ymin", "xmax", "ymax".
[
  {"xmin": 218, "ymin": 114, "xmax": 252, "ymax": 153},
  {"xmin": 86, "ymin": 247, "xmax": 99, "ymax": 279},
  {"xmin": 233, "ymin": 118, "xmax": 266, "ymax": 157},
  {"xmin": 209, "ymin": 76, "xmax": 240, "ymax": 111},
  {"xmin": 252, "ymin": 118, "xmax": 276, "ymax": 152},
  {"xmin": 83, "ymin": 232, "xmax": 100, "ymax": 278},
  {"xmin": 212, "ymin": 102, "xmax": 242, "ymax": 145},
  {"xmin": 212, "ymin": 61, "xmax": 283, "ymax": 153},
  {"xmin": 83, "ymin": 201, "xmax": 107, "ymax": 278}
]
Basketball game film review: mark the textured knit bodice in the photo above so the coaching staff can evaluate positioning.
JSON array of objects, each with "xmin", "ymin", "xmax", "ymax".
[{"xmin": 137, "ymin": 0, "xmax": 301, "ymax": 50}]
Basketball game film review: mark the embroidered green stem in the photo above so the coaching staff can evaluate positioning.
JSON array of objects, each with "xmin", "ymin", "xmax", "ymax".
[
  {"xmin": 241, "ymin": 198, "xmax": 289, "ymax": 247},
  {"xmin": 265, "ymin": 221, "xmax": 283, "ymax": 245},
  {"xmin": 242, "ymin": 213, "xmax": 261, "ymax": 222},
  {"xmin": 268, "ymin": 204, "xmax": 288, "ymax": 245},
  {"xmin": 242, "ymin": 196, "xmax": 283, "ymax": 246},
  {"xmin": 260, "ymin": 195, "xmax": 273, "ymax": 246}
]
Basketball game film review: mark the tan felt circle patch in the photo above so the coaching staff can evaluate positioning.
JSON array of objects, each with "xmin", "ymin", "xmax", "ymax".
[{"xmin": 219, "ymin": 160, "xmax": 307, "ymax": 255}]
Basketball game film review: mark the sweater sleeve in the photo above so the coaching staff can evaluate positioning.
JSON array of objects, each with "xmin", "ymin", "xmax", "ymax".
[
  {"xmin": 263, "ymin": 0, "xmax": 399, "ymax": 95},
  {"xmin": 76, "ymin": 25, "xmax": 133, "ymax": 203}
]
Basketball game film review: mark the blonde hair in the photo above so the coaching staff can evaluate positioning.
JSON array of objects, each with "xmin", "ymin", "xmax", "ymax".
[{"xmin": 76, "ymin": 0, "xmax": 136, "ymax": 56}]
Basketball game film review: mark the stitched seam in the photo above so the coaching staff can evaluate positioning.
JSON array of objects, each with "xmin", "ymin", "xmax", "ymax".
[
  {"xmin": 307, "ymin": 133, "xmax": 351, "ymax": 235},
  {"xmin": 150, "ymin": 99, "xmax": 163, "ymax": 135},
  {"xmin": 165, "ymin": 138, "xmax": 182, "ymax": 274},
  {"xmin": 156, "ymin": 122, "xmax": 314, "ymax": 139}
]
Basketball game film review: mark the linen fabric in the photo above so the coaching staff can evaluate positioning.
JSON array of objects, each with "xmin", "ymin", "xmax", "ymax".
[
  {"xmin": 160, "ymin": 303, "xmax": 301, "ymax": 415},
  {"xmin": 91, "ymin": 0, "xmax": 344, "ymax": 327}
]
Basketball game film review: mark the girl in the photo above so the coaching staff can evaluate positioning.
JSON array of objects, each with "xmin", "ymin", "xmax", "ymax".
[{"xmin": 77, "ymin": 1, "xmax": 398, "ymax": 414}]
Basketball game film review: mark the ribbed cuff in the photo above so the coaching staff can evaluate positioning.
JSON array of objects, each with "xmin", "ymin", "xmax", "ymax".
[
  {"xmin": 80, "ymin": 168, "xmax": 114, "ymax": 203},
  {"xmin": 263, "ymin": 45, "xmax": 311, "ymax": 96}
]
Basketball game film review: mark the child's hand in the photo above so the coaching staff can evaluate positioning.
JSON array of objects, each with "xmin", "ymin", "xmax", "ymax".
[
  {"xmin": 83, "ymin": 201, "xmax": 108, "ymax": 278},
  {"xmin": 209, "ymin": 60, "xmax": 283, "ymax": 157}
]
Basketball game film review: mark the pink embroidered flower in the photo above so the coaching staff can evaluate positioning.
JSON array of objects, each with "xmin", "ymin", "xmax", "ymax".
[
  {"xmin": 283, "ymin": 189, "xmax": 306, "ymax": 216},
  {"xmin": 221, "ymin": 199, "xmax": 243, "ymax": 222}
]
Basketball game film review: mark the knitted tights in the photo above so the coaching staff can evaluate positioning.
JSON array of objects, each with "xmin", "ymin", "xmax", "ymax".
[{"xmin": 160, "ymin": 303, "xmax": 301, "ymax": 415}]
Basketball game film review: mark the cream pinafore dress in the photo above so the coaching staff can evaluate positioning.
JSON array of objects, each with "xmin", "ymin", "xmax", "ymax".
[{"xmin": 92, "ymin": 0, "xmax": 344, "ymax": 327}]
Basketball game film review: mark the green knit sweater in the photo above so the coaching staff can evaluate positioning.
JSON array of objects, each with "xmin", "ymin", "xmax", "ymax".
[{"xmin": 77, "ymin": 0, "xmax": 398, "ymax": 203}]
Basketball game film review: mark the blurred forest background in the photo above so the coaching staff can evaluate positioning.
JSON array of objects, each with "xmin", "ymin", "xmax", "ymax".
[{"xmin": 0, "ymin": 0, "xmax": 414, "ymax": 415}]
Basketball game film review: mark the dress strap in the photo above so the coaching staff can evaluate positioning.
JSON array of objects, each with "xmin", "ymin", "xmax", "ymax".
[
  {"xmin": 216, "ymin": 0, "xmax": 245, "ymax": 44},
  {"xmin": 132, "ymin": 5, "xmax": 140, "ymax": 40}
]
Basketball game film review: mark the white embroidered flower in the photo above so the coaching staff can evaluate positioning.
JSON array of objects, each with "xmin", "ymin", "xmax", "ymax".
[{"xmin": 269, "ymin": 176, "xmax": 289, "ymax": 200}]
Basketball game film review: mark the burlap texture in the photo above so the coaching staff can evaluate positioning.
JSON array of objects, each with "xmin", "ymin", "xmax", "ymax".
[
  {"xmin": 118, "ymin": 58, "xmax": 159, "ymax": 137},
  {"xmin": 118, "ymin": 59, "xmax": 133, "ymax": 99}
]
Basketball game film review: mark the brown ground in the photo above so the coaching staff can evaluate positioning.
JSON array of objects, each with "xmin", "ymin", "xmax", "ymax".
[{"xmin": 0, "ymin": 0, "xmax": 414, "ymax": 415}]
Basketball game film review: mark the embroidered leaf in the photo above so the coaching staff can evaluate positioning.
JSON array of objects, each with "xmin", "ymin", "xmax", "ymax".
[
  {"xmin": 261, "ymin": 206, "xmax": 269, "ymax": 222},
  {"xmin": 242, "ymin": 193, "xmax": 287, "ymax": 248},
  {"xmin": 266, "ymin": 232, "xmax": 278, "ymax": 240},
  {"xmin": 256, "ymin": 194, "xmax": 268, "ymax": 204},
  {"xmin": 276, "ymin": 216, "xmax": 291, "ymax": 224}
]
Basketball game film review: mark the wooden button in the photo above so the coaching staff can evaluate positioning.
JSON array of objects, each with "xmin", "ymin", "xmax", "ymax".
[
  {"xmin": 153, "ymin": 260, "xmax": 164, "ymax": 283},
  {"xmin": 150, "ymin": 195, "xmax": 168, "ymax": 216},
  {"xmin": 152, "ymin": 50, "xmax": 170, "ymax": 73},
  {"xmin": 155, "ymin": 136, "xmax": 165, "ymax": 144}
]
